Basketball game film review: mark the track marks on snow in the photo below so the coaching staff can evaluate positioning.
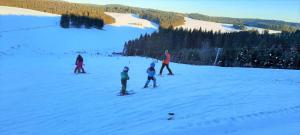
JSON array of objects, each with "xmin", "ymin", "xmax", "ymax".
[{"xmin": 176, "ymin": 105, "xmax": 300, "ymax": 129}]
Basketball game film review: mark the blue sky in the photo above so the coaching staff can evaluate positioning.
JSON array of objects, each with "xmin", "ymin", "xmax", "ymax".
[{"xmin": 65, "ymin": 0, "xmax": 300, "ymax": 23}]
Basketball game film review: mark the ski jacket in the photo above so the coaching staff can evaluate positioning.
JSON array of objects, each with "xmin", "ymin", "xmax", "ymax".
[
  {"xmin": 147, "ymin": 67, "xmax": 156, "ymax": 77},
  {"xmin": 75, "ymin": 56, "xmax": 83, "ymax": 65},
  {"xmin": 121, "ymin": 71, "xmax": 129, "ymax": 80},
  {"xmin": 162, "ymin": 53, "xmax": 170, "ymax": 64}
]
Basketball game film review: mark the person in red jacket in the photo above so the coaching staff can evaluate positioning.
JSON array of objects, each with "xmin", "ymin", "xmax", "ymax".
[{"xmin": 159, "ymin": 50, "xmax": 173, "ymax": 75}]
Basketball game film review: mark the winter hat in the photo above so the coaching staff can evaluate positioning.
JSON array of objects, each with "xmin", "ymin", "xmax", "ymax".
[
  {"xmin": 123, "ymin": 66, "xmax": 129, "ymax": 72},
  {"xmin": 150, "ymin": 62, "xmax": 155, "ymax": 67}
]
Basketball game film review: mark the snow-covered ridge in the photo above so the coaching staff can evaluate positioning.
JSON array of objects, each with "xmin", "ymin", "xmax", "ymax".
[
  {"xmin": 0, "ymin": 6, "xmax": 59, "ymax": 16},
  {"xmin": 105, "ymin": 12, "xmax": 158, "ymax": 29},
  {"xmin": 176, "ymin": 17, "xmax": 281, "ymax": 34}
]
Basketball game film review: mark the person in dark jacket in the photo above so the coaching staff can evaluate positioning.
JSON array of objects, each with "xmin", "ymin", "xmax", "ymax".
[
  {"xmin": 159, "ymin": 50, "xmax": 173, "ymax": 75},
  {"xmin": 144, "ymin": 62, "xmax": 157, "ymax": 88},
  {"xmin": 120, "ymin": 66, "xmax": 130, "ymax": 95},
  {"xmin": 74, "ymin": 54, "xmax": 86, "ymax": 74}
]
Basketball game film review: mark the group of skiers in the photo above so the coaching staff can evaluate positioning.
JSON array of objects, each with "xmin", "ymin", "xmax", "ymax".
[{"xmin": 74, "ymin": 50, "xmax": 173, "ymax": 96}]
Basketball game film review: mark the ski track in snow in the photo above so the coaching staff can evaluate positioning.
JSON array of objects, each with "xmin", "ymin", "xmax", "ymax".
[{"xmin": 1, "ymin": 6, "xmax": 300, "ymax": 135}]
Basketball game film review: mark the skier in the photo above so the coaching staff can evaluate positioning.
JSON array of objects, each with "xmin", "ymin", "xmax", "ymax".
[
  {"xmin": 144, "ymin": 62, "xmax": 157, "ymax": 88},
  {"xmin": 159, "ymin": 50, "xmax": 173, "ymax": 75},
  {"xmin": 74, "ymin": 54, "xmax": 86, "ymax": 74},
  {"xmin": 120, "ymin": 66, "xmax": 130, "ymax": 95}
]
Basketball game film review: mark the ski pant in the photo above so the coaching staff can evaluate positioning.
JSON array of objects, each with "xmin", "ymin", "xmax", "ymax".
[
  {"xmin": 145, "ymin": 76, "xmax": 156, "ymax": 87},
  {"xmin": 159, "ymin": 63, "xmax": 173, "ymax": 75},
  {"xmin": 74, "ymin": 64, "xmax": 85, "ymax": 73},
  {"xmin": 121, "ymin": 79, "xmax": 127, "ymax": 94}
]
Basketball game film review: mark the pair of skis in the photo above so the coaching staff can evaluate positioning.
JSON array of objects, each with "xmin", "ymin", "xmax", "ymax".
[
  {"xmin": 117, "ymin": 85, "xmax": 159, "ymax": 96},
  {"xmin": 117, "ymin": 90, "xmax": 135, "ymax": 96}
]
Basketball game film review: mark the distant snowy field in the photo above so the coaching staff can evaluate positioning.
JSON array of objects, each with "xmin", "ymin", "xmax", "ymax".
[
  {"xmin": 105, "ymin": 12, "xmax": 158, "ymax": 29},
  {"xmin": 176, "ymin": 17, "xmax": 281, "ymax": 34},
  {"xmin": 1, "ymin": 6, "xmax": 300, "ymax": 135},
  {"xmin": 0, "ymin": 6, "xmax": 59, "ymax": 16}
]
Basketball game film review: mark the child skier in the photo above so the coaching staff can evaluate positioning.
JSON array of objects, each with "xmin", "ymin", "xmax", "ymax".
[
  {"xmin": 144, "ymin": 62, "xmax": 157, "ymax": 88},
  {"xmin": 120, "ymin": 66, "xmax": 130, "ymax": 95},
  {"xmin": 74, "ymin": 54, "xmax": 86, "ymax": 74}
]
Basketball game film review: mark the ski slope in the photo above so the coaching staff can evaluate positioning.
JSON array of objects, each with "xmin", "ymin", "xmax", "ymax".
[
  {"xmin": 176, "ymin": 17, "xmax": 281, "ymax": 34},
  {"xmin": 1, "ymin": 7, "xmax": 300, "ymax": 135},
  {"xmin": 0, "ymin": 6, "xmax": 59, "ymax": 16},
  {"xmin": 105, "ymin": 12, "xmax": 158, "ymax": 29},
  {"xmin": 0, "ymin": 7, "xmax": 157, "ymax": 55}
]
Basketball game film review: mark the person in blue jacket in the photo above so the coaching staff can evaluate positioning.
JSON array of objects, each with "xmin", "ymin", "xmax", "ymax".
[
  {"xmin": 144, "ymin": 62, "xmax": 157, "ymax": 88},
  {"xmin": 120, "ymin": 66, "xmax": 130, "ymax": 95}
]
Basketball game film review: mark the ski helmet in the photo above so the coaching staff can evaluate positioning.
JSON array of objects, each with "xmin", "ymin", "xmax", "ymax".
[
  {"xmin": 150, "ymin": 62, "xmax": 155, "ymax": 67},
  {"xmin": 123, "ymin": 66, "xmax": 129, "ymax": 72}
]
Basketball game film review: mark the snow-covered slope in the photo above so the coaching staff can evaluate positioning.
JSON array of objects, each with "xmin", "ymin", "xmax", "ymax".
[
  {"xmin": 105, "ymin": 12, "xmax": 158, "ymax": 29},
  {"xmin": 0, "ymin": 6, "xmax": 59, "ymax": 16},
  {"xmin": 0, "ymin": 9, "xmax": 157, "ymax": 55},
  {"xmin": 176, "ymin": 17, "xmax": 238, "ymax": 33},
  {"xmin": 1, "ymin": 7, "xmax": 300, "ymax": 135},
  {"xmin": 176, "ymin": 17, "xmax": 281, "ymax": 34}
]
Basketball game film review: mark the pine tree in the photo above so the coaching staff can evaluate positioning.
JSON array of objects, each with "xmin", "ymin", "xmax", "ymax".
[{"xmin": 60, "ymin": 14, "xmax": 70, "ymax": 28}]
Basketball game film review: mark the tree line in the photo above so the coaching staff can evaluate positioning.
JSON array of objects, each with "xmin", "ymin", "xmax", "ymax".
[
  {"xmin": 124, "ymin": 27, "xmax": 300, "ymax": 69},
  {"xmin": 0, "ymin": 0, "xmax": 114, "ymax": 24},
  {"xmin": 233, "ymin": 24, "xmax": 246, "ymax": 30},
  {"xmin": 60, "ymin": 14, "xmax": 104, "ymax": 29}
]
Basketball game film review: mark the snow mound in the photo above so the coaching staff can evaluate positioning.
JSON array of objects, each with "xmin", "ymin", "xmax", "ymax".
[
  {"xmin": 105, "ymin": 12, "xmax": 158, "ymax": 29},
  {"xmin": 0, "ymin": 6, "xmax": 59, "ymax": 16}
]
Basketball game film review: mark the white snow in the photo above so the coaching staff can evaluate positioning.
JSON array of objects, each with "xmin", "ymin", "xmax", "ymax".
[
  {"xmin": 176, "ymin": 17, "xmax": 238, "ymax": 33},
  {"xmin": 105, "ymin": 12, "xmax": 158, "ymax": 29},
  {"xmin": 176, "ymin": 17, "xmax": 281, "ymax": 34},
  {"xmin": 0, "ymin": 15, "xmax": 156, "ymax": 55},
  {"xmin": 1, "ymin": 7, "xmax": 300, "ymax": 135},
  {"xmin": 0, "ymin": 6, "xmax": 59, "ymax": 16}
]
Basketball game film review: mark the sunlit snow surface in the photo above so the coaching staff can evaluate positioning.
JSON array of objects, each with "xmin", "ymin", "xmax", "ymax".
[{"xmin": 176, "ymin": 17, "xmax": 281, "ymax": 34}]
